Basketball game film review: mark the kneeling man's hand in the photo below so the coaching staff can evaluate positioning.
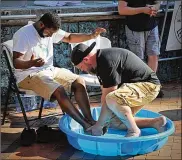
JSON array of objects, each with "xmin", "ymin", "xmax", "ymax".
[{"xmin": 86, "ymin": 124, "xmax": 103, "ymax": 136}]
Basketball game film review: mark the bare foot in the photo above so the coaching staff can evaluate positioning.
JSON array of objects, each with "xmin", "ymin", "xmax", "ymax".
[
  {"xmin": 125, "ymin": 128, "xmax": 141, "ymax": 137},
  {"xmin": 152, "ymin": 116, "xmax": 167, "ymax": 133},
  {"xmin": 85, "ymin": 125, "xmax": 105, "ymax": 136}
]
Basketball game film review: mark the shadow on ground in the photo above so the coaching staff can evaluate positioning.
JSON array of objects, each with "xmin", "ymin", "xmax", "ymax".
[{"xmin": 159, "ymin": 109, "xmax": 181, "ymax": 121}]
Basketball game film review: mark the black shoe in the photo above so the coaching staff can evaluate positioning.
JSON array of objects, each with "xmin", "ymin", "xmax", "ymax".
[
  {"xmin": 36, "ymin": 125, "xmax": 67, "ymax": 143},
  {"xmin": 36, "ymin": 125, "xmax": 52, "ymax": 143},
  {"xmin": 20, "ymin": 128, "xmax": 37, "ymax": 146},
  {"xmin": 157, "ymin": 90, "xmax": 164, "ymax": 98}
]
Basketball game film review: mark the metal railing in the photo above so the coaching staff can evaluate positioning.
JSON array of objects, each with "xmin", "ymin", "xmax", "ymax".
[
  {"xmin": 2, "ymin": 8, "xmax": 181, "ymax": 62},
  {"xmin": 159, "ymin": 56, "xmax": 182, "ymax": 62},
  {"xmin": 1, "ymin": 9, "xmax": 173, "ymax": 20}
]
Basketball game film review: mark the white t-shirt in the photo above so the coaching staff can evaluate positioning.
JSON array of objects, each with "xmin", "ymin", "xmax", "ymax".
[{"xmin": 13, "ymin": 24, "xmax": 66, "ymax": 83}]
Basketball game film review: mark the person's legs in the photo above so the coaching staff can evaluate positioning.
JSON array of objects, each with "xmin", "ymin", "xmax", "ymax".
[
  {"xmin": 125, "ymin": 25, "xmax": 145, "ymax": 60},
  {"xmin": 134, "ymin": 116, "xmax": 167, "ymax": 132},
  {"xmin": 105, "ymin": 82, "xmax": 163, "ymax": 137},
  {"xmin": 145, "ymin": 26, "xmax": 160, "ymax": 72},
  {"xmin": 109, "ymin": 114, "xmax": 166, "ymax": 133},
  {"xmin": 106, "ymin": 96, "xmax": 141, "ymax": 137},
  {"xmin": 147, "ymin": 55, "xmax": 158, "ymax": 72},
  {"xmin": 52, "ymin": 86, "xmax": 91, "ymax": 130},
  {"xmin": 71, "ymin": 77, "xmax": 96, "ymax": 125},
  {"xmin": 53, "ymin": 67, "xmax": 95, "ymax": 127},
  {"xmin": 18, "ymin": 68, "xmax": 92, "ymax": 130},
  {"xmin": 145, "ymin": 26, "xmax": 164, "ymax": 97}
]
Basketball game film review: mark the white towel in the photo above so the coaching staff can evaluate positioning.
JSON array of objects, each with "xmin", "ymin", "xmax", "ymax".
[
  {"xmin": 65, "ymin": 1, "xmax": 82, "ymax": 6},
  {"xmin": 34, "ymin": 1, "xmax": 82, "ymax": 7},
  {"xmin": 57, "ymin": 1, "xmax": 67, "ymax": 6},
  {"xmin": 34, "ymin": 1, "xmax": 65, "ymax": 7}
]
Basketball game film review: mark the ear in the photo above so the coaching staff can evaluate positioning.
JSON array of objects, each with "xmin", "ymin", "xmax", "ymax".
[
  {"xmin": 39, "ymin": 21, "xmax": 45, "ymax": 28},
  {"xmin": 83, "ymin": 57, "xmax": 89, "ymax": 62}
]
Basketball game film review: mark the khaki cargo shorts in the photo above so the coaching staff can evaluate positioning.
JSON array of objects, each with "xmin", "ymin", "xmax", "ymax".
[
  {"xmin": 18, "ymin": 67, "xmax": 79, "ymax": 100},
  {"xmin": 106, "ymin": 82, "xmax": 161, "ymax": 129}
]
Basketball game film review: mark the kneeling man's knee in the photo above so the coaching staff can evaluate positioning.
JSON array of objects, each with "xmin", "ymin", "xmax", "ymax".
[{"xmin": 106, "ymin": 93, "xmax": 131, "ymax": 114}]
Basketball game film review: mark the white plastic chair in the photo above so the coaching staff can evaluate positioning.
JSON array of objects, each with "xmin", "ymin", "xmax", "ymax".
[{"xmin": 70, "ymin": 36, "xmax": 112, "ymax": 87}]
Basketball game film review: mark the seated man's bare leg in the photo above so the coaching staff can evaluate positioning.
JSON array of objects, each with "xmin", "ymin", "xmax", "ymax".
[
  {"xmin": 52, "ymin": 85, "xmax": 91, "ymax": 130},
  {"xmin": 72, "ymin": 77, "xmax": 96, "ymax": 125}
]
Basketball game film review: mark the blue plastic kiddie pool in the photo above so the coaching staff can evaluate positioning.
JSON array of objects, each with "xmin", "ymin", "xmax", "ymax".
[{"xmin": 59, "ymin": 107, "xmax": 175, "ymax": 156}]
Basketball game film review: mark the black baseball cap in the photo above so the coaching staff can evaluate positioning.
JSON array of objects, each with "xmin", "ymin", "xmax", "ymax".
[{"xmin": 71, "ymin": 42, "xmax": 96, "ymax": 65}]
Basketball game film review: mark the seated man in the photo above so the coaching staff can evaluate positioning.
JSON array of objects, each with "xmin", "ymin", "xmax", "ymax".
[
  {"xmin": 13, "ymin": 12, "xmax": 106, "ymax": 131},
  {"xmin": 71, "ymin": 42, "xmax": 167, "ymax": 137}
]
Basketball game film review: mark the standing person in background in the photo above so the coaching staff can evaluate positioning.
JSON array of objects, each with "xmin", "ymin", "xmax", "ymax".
[{"xmin": 118, "ymin": 0, "xmax": 163, "ymax": 97}]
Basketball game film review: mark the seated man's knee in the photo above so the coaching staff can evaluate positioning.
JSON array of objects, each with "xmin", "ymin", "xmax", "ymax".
[
  {"xmin": 53, "ymin": 86, "xmax": 67, "ymax": 98},
  {"xmin": 72, "ymin": 77, "xmax": 86, "ymax": 90}
]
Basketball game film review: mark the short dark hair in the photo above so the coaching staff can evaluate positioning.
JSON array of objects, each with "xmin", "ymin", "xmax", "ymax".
[{"xmin": 39, "ymin": 12, "xmax": 60, "ymax": 30}]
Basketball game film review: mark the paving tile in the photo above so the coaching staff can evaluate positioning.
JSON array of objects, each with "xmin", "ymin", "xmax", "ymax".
[
  {"xmin": 172, "ymin": 143, "xmax": 182, "ymax": 150},
  {"xmin": 126, "ymin": 157, "xmax": 134, "ymax": 160},
  {"xmin": 69, "ymin": 150, "xmax": 85, "ymax": 159},
  {"xmin": 19, "ymin": 144, "xmax": 55, "ymax": 159},
  {"xmin": 46, "ymin": 144, "xmax": 66, "ymax": 160},
  {"xmin": 1, "ymin": 122, "xmax": 11, "ymax": 128},
  {"xmin": 57, "ymin": 145, "xmax": 75, "ymax": 160},
  {"xmin": 160, "ymin": 146, "xmax": 172, "ymax": 151},
  {"xmin": 171, "ymin": 149, "xmax": 181, "ymax": 155},
  {"xmin": 82, "ymin": 153, "xmax": 96, "ymax": 160},
  {"xmin": 145, "ymin": 150, "xmax": 159, "ymax": 156},
  {"xmin": 146, "ymin": 155, "xmax": 171, "ymax": 159},
  {"xmin": 7, "ymin": 152, "xmax": 22, "ymax": 159},
  {"xmin": 151, "ymin": 99, "xmax": 162, "ymax": 105},
  {"xmin": 165, "ymin": 142, "xmax": 173, "ymax": 147},
  {"xmin": 95, "ymin": 155, "xmax": 121, "ymax": 160},
  {"xmin": 1, "ymin": 153, "xmax": 10, "ymax": 160},
  {"xmin": 46, "ymin": 151, "xmax": 63, "ymax": 160},
  {"xmin": 1, "ymin": 131, "xmax": 22, "ymax": 145},
  {"xmin": 170, "ymin": 154, "xmax": 181, "ymax": 159},
  {"xmin": 159, "ymin": 149, "xmax": 172, "ymax": 157},
  {"xmin": 20, "ymin": 156, "xmax": 48, "ymax": 159},
  {"xmin": 174, "ymin": 136, "xmax": 182, "ymax": 141},
  {"xmin": 133, "ymin": 154, "xmax": 146, "ymax": 159},
  {"xmin": 144, "ymin": 107, "xmax": 160, "ymax": 112},
  {"xmin": 168, "ymin": 136, "xmax": 174, "ymax": 143},
  {"xmin": 1, "ymin": 145, "xmax": 10, "ymax": 152}
]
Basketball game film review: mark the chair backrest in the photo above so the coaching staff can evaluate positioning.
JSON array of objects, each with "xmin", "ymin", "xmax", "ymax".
[
  {"xmin": 2, "ymin": 40, "xmax": 38, "ymax": 95},
  {"xmin": 2, "ymin": 40, "xmax": 14, "ymax": 69},
  {"xmin": 70, "ymin": 35, "xmax": 111, "ymax": 50},
  {"xmin": 99, "ymin": 36, "xmax": 112, "ymax": 49}
]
